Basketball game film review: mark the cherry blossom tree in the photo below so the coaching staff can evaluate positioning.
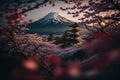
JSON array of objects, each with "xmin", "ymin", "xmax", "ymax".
[
  {"xmin": 60, "ymin": 0, "xmax": 120, "ymax": 33},
  {"xmin": 16, "ymin": 34, "xmax": 61, "ymax": 57},
  {"xmin": 0, "ymin": 0, "xmax": 56, "ymax": 56},
  {"xmin": 0, "ymin": 0, "xmax": 52, "ymax": 34}
]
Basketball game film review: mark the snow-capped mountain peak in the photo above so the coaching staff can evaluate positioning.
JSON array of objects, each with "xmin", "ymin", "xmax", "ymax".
[
  {"xmin": 28, "ymin": 12, "xmax": 75, "ymax": 35},
  {"xmin": 39, "ymin": 12, "xmax": 72, "ymax": 24},
  {"xmin": 43, "ymin": 12, "xmax": 59, "ymax": 20}
]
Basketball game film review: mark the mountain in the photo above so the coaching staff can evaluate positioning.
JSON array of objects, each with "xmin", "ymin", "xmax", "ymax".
[
  {"xmin": 27, "ymin": 12, "xmax": 74, "ymax": 35},
  {"xmin": 39, "ymin": 12, "xmax": 73, "ymax": 24}
]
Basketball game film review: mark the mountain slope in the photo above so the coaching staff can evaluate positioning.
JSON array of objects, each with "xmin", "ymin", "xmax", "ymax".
[{"xmin": 27, "ymin": 12, "xmax": 74, "ymax": 35}]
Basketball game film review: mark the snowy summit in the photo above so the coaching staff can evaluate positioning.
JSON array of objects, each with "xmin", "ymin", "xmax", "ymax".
[{"xmin": 39, "ymin": 12, "xmax": 72, "ymax": 24}]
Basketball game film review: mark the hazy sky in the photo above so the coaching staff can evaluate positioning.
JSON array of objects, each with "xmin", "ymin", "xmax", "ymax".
[{"xmin": 24, "ymin": 1, "xmax": 82, "ymax": 22}]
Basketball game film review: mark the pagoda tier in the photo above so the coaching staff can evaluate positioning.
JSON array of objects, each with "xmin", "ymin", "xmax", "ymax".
[{"xmin": 61, "ymin": 23, "xmax": 84, "ymax": 47}]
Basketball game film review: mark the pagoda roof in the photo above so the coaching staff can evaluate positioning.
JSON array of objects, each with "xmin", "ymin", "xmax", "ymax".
[{"xmin": 69, "ymin": 23, "xmax": 79, "ymax": 27}]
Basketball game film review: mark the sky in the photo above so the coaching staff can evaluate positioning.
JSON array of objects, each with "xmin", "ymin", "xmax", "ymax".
[
  {"xmin": 0, "ymin": 0, "xmax": 86, "ymax": 25},
  {"xmin": 24, "ymin": 1, "xmax": 81, "ymax": 22}
]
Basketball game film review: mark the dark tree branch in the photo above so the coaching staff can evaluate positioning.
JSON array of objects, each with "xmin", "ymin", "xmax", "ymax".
[
  {"xmin": 0, "ymin": 0, "xmax": 49, "ymax": 13},
  {"xmin": 84, "ymin": 24, "xmax": 96, "ymax": 33},
  {"xmin": 102, "ymin": 21, "xmax": 116, "ymax": 30},
  {"xmin": 22, "ymin": 0, "xmax": 49, "ymax": 14},
  {"xmin": 104, "ymin": 17, "xmax": 120, "ymax": 21},
  {"xmin": 109, "ymin": 0, "xmax": 120, "ymax": 10}
]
